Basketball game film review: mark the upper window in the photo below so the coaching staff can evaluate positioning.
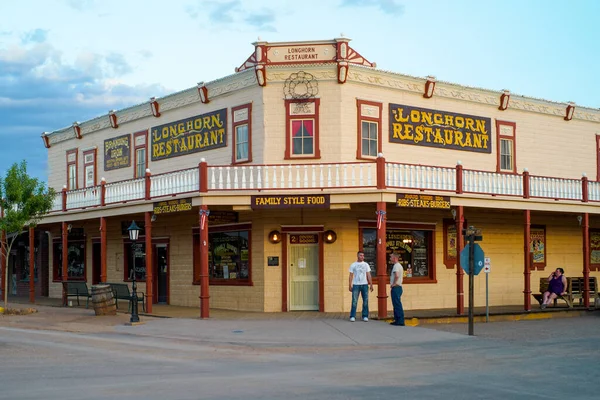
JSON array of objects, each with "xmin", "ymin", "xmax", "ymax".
[
  {"xmin": 232, "ymin": 104, "xmax": 252, "ymax": 164},
  {"xmin": 193, "ymin": 223, "xmax": 252, "ymax": 285},
  {"xmin": 359, "ymin": 221, "xmax": 436, "ymax": 283},
  {"xmin": 496, "ymin": 120, "xmax": 516, "ymax": 173},
  {"xmin": 356, "ymin": 100, "xmax": 382, "ymax": 159},
  {"xmin": 133, "ymin": 131, "xmax": 148, "ymax": 178},
  {"xmin": 83, "ymin": 148, "xmax": 96, "ymax": 188},
  {"xmin": 66, "ymin": 149, "xmax": 78, "ymax": 190},
  {"xmin": 285, "ymin": 99, "xmax": 320, "ymax": 159}
]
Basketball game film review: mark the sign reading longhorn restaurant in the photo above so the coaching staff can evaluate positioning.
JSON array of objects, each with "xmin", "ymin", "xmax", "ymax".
[
  {"xmin": 151, "ymin": 108, "xmax": 227, "ymax": 161},
  {"xmin": 389, "ymin": 104, "xmax": 491, "ymax": 153}
]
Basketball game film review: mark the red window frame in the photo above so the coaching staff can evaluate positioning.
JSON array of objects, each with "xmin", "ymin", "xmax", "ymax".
[
  {"xmin": 83, "ymin": 148, "xmax": 97, "ymax": 188},
  {"xmin": 356, "ymin": 100, "xmax": 382, "ymax": 160},
  {"xmin": 496, "ymin": 120, "xmax": 517, "ymax": 173},
  {"xmin": 66, "ymin": 148, "xmax": 78, "ymax": 190},
  {"xmin": 358, "ymin": 220, "xmax": 437, "ymax": 284},
  {"xmin": 133, "ymin": 130, "xmax": 148, "ymax": 178},
  {"xmin": 285, "ymin": 99, "xmax": 320, "ymax": 160},
  {"xmin": 231, "ymin": 103, "xmax": 252, "ymax": 164},
  {"xmin": 193, "ymin": 223, "xmax": 252, "ymax": 286}
]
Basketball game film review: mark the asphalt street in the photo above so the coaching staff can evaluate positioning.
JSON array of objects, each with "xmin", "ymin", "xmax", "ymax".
[{"xmin": 1, "ymin": 312, "xmax": 599, "ymax": 400}]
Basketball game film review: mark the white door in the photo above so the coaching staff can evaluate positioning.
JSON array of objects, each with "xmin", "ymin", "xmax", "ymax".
[{"xmin": 288, "ymin": 236, "xmax": 319, "ymax": 311}]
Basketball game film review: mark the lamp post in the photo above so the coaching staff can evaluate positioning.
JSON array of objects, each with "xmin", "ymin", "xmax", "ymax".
[{"xmin": 127, "ymin": 220, "xmax": 141, "ymax": 323}]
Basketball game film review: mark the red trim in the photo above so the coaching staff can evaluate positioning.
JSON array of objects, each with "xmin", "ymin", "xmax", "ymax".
[
  {"xmin": 495, "ymin": 120, "xmax": 517, "ymax": 173},
  {"xmin": 109, "ymin": 112, "xmax": 118, "ymax": 129},
  {"xmin": 42, "ymin": 134, "xmax": 51, "ymax": 148},
  {"xmin": 152, "ymin": 241, "xmax": 168, "ymax": 305},
  {"xmin": 150, "ymin": 99, "xmax": 161, "ymax": 117},
  {"xmin": 66, "ymin": 148, "xmax": 78, "ymax": 190},
  {"xmin": 523, "ymin": 210, "xmax": 531, "ymax": 311},
  {"xmin": 356, "ymin": 100, "xmax": 383, "ymax": 160},
  {"xmin": 582, "ymin": 213, "xmax": 590, "ymax": 306},
  {"xmin": 456, "ymin": 164, "xmax": 463, "ymax": 194},
  {"xmin": 284, "ymin": 99, "xmax": 320, "ymax": 160},
  {"xmin": 318, "ymin": 232, "xmax": 324, "ymax": 312},
  {"xmin": 145, "ymin": 212, "xmax": 153, "ymax": 312},
  {"xmin": 456, "ymin": 206, "xmax": 465, "ymax": 314},
  {"xmin": 100, "ymin": 217, "xmax": 107, "ymax": 283},
  {"xmin": 589, "ymin": 228, "xmax": 600, "ymax": 272},
  {"xmin": 376, "ymin": 202, "xmax": 387, "ymax": 318},
  {"xmin": 282, "ymin": 233, "xmax": 288, "ymax": 312},
  {"xmin": 596, "ymin": 135, "xmax": 600, "ymax": 182},
  {"xmin": 133, "ymin": 130, "xmax": 148, "ymax": 179},
  {"xmin": 83, "ymin": 148, "xmax": 97, "ymax": 188},
  {"xmin": 231, "ymin": 103, "xmax": 253, "ymax": 164}
]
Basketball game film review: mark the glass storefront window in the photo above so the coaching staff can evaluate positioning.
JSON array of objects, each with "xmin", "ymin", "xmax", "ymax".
[
  {"xmin": 124, "ymin": 242, "xmax": 146, "ymax": 281},
  {"xmin": 53, "ymin": 240, "xmax": 86, "ymax": 281},
  {"xmin": 210, "ymin": 231, "xmax": 249, "ymax": 280}
]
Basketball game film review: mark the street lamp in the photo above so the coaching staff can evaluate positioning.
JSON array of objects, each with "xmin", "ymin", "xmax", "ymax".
[{"xmin": 127, "ymin": 220, "xmax": 141, "ymax": 323}]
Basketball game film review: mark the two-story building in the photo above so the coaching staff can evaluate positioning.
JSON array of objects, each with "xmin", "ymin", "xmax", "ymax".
[{"xmin": 10, "ymin": 37, "xmax": 600, "ymax": 317}]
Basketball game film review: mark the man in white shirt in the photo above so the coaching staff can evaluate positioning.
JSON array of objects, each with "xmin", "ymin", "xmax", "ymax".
[
  {"xmin": 348, "ymin": 251, "xmax": 374, "ymax": 322},
  {"xmin": 389, "ymin": 253, "xmax": 405, "ymax": 326}
]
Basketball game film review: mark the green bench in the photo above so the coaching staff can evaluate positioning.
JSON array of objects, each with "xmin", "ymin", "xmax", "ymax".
[
  {"xmin": 532, "ymin": 277, "xmax": 573, "ymax": 308},
  {"xmin": 108, "ymin": 283, "xmax": 146, "ymax": 312},
  {"xmin": 62, "ymin": 281, "xmax": 92, "ymax": 308},
  {"xmin": 532, "ymin": 276, "xmax": 599, "ymax": 308}
]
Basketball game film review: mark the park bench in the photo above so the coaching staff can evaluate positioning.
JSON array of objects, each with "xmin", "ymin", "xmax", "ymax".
[
  {"xmin": 570, "ymin": 277, "xmax": 599, "ymax": 307},
  {"xmin": 62, "ymin": 281, "xmax": 92, "ymax": 308},
  {"xmin": 532, "ymin": 277, "xmax": 573, "ymax": 308},
  {"xmin": 108, "ymin": 283, "xmax": 146, "ymax": 313}
]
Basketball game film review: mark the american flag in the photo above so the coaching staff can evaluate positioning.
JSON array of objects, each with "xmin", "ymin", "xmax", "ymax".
[
  {"xmin": 376, "ymin": 210, "xmax": 386, "ymax": 230},
  {"xmin": 200, "ymin": 209, "xmax": 211, "ymax": 230}
]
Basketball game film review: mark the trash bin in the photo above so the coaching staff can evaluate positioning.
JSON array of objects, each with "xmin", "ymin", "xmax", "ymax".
[{"xmin": 91, "ymin": 284, "xmax": 117, "ymax": 316}]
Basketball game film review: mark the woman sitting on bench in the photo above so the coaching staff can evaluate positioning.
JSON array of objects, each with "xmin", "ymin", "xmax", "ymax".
[{"xmin": 541, "ymin": 268, "xmax": 567, "ymax": 309}]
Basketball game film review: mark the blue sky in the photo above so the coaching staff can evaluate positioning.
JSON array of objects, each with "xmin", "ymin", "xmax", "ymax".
[{"xmin": 1, "ymin": 0, "xmax": 599, "ymax": 182}]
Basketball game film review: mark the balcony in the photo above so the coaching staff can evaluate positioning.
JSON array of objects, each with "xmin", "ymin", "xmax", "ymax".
[{"xmin": 49, "ymin": 158, "xmax": 597, "ymax": 213}]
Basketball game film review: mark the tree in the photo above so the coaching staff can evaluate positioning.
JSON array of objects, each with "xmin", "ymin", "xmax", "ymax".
[{"xmin": 0, "ymin": 161, "xmax": 56, "ymax": 307}]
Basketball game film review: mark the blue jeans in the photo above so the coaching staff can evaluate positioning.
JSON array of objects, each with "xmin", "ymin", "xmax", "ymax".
[
  {"xmin": 350, "ymin": 284, "xmax": 369, "ymax": 319},
  {"xmin": 391, "ymin": 286, "xmax": 404, "ymax": 324}
]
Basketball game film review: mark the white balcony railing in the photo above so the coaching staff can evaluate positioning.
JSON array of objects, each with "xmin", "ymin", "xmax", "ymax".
[
  {"xmin": 105, "ymin": 178, "xmax": 145, "ymax": 204},
  {"xmin": 530, "ymin": 176, "xmax": 581, "ymax": 200},
  {"xmin": 386, "ymin": 163, "xmax": 456, "ymax": 191},
  {"xmin": 463, "ymin": 170, "xmax": 523, "ymax": 196},
  {"xmin": 65, "ymin": 186, "xmax": 101, "ymax": 209},
  {"xmin": 208, "ymin": 163, "xmax": 375, "ymax": 190},
  {"xmin": 150, "ymin": 168, "xmax": 199, "ymax": 198},
  {"xmin": 589, "ymin": 181, "xmax": 600, "ymax": 201}
]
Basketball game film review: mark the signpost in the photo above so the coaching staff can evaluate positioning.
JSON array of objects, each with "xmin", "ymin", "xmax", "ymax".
[
  {"xmin": 459, "ymin": 226, "xmax": 483, "ymax": 336},
  {"xmin": 484, "ymin": 257, "xmax": 491, "ymax": 322}
]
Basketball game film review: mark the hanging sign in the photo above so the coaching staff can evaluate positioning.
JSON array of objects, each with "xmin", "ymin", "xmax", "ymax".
[
  {"xmin": 396, "ymin": 193, "xmax": 451, "ymax": 209},
  {"xmin": 251, "ymin": 194, "xmax": 330, "ymax": 209},
  {"xmin": 389, "ymin": 104, "xmax": 491, "ymax": 153},
  {"xmin": 153, "ymin": 198, "xmax": 193, "ymax": 215},
  {"xmin": 150, "ymin": 108, "xmax": 227, "ymax": 161}
]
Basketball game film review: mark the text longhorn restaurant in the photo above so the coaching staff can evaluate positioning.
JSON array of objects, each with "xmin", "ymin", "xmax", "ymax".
[{"xmin": 13, "ymin": 37, "xmax": 600, "ymax": 318}]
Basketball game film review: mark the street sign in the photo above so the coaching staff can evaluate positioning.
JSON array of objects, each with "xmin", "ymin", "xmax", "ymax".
[
  {"xmin": 460, "ymin": 243, "xmax": 485, "ymax": 275},
  {"xmin": 484, "ymin": 257, "xmax": 491, "ymax": 273}
]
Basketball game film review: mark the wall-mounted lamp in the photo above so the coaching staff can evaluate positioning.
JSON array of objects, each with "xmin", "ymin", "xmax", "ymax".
[
  {"xmin": 498, "ymin": 90, "xmax": 510, "ymax": 111},
  {"xmin": 324, "ymin": 230, "xmax": 337, "ymax": 244},
  {"xmin": 423, "ymin": 75, "xmax": 436, "ymax": 99},
  {"xmin": 564, "ymin": 102, "xmax": 576, "ymax": 121},
  {"xmin": 451, "ymin": 208, "xmax": 457, "ymax": 221},
  {"xmin": 577, "ymin": 215, "xmax": 583, "ymax": 226},
  {"xmin": 67, "ymin": 224, "xmax": 72, "ymax": 233},
  {"xmin": 268, "ymin": 230, "xmax": 282, "ymax": 244},
  {"xmin": 151, "ymin": 214, "xmax": 157, "ymax": 222}
]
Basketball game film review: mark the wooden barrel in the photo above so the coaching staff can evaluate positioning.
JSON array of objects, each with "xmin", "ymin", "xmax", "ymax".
[{"xmin": 91, "ymin": 284, "xmax": 117, "ymax": 316}]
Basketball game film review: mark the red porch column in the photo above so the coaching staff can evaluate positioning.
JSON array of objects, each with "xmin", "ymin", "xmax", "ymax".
[
  {"xmin": 376, "ymin": 154, "xmax": 386, "ymax": 189},
  {"xmin": 145, "ymin": 170, "xmax": 152, "ymax": 200},
  {"xmin": 455, "ymin": 162, "xmax": 463, "ymax": 194},
  {"xmin": 145, "ymin": 211, "xmax": 153, "ymax": 313},
  {"xmin": 29, "ymin": 227, "xmax": 35, "ymax": 303},
  {"xmin": 456, "ymin": 206, "xmax": 465, "ymax": 314},
  {"xmin": 523, "ymin": 169, "xmax": 530, "ymax": 199},
  {"xmin": 199, "ymin": 159, "xmax": 208, "ymax": 193},
  {"xmin": 100, "ymin": 217, "xmax": 107, "ymax": 283},
  {"xmin": 199, "ymin": 205, "xmax": 210, "ymax": 318},
  {"xmin": 376, "ymin": 202, "xmax": 387, "ymax": 318},
  {"xmin": 523, "ymin": 210, "xmax": 531, "ymax": 311},
  {"xmin": 61, "ymin": 222, "xmax": 69, "ymax": 305},
  {"xmin": 582, "ymin": 213, "xmax": 590, "ymax": 308}
]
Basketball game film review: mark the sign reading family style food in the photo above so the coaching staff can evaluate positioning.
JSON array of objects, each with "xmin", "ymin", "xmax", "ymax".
[
  {"xmin": 104, "ymin": 134, "xmax": 131, "ymax": 170},
  {"xmin": 389, "ymin": 104, "xmax": 491, "ymax": 153},
  {"xmin": 251, "ymin": 195, "xmax": 330, "ymax": 209},
  {"xmin": 153, "ymin": 198, "xmax": 193, "ymax": 215},
  {"xmin": 396, "ymin": 193, "xmax": 451, "ymax": 209},
  {"xmin": 150, "ymin": 109, "xmax": 227, "ymax": 161}
]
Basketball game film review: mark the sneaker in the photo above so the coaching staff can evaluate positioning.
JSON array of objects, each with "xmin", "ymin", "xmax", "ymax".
[
  {"xmin": 349, "ymin": 317, "xmax": 355, "ymax": 322},
  {"xmin": 363, "ymin": 317, "xmax": 369, "ymax": 322},
  {"xmin": 541, "ymin": 304, "xmax": 547, "ymax": 309}
]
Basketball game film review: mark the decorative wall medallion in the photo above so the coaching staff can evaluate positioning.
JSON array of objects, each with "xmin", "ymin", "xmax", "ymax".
[{"xmin": 283, "ymin": 71, "xmax": 319, "ymax": 99}]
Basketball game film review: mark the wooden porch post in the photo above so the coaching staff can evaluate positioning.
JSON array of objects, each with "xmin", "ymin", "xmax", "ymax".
[
  {"xmin": 100, "ymin": 217, "xmax": 107, "ymax": 283},
  {"xmin": 582, "ymin": 213, "xmax": 590, "ymax": 308},
  {"xmin": 523, "ymin": 210, "xmax": 531, "ymax": 311},
  {"xmin": 61, "ymin": 221, "xmax": 69, "ymax": 305},
  {"xmin": 376, "ymin": 202, "xmax": 387, "ymax": 318},
  {"xmin": 456, "ymin": 206, "xmax": 465, "ymax": 314},
  {"xmin": 199, "ymin": 205, "xmax": 210, "ymax": 318},
  {"xmin": 29, "ymin": 227, "xmax": 35, "ymax": 303},
  {"xmin": 145, "ymin": 211, "xmax": 153, "ymax": 313}
]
